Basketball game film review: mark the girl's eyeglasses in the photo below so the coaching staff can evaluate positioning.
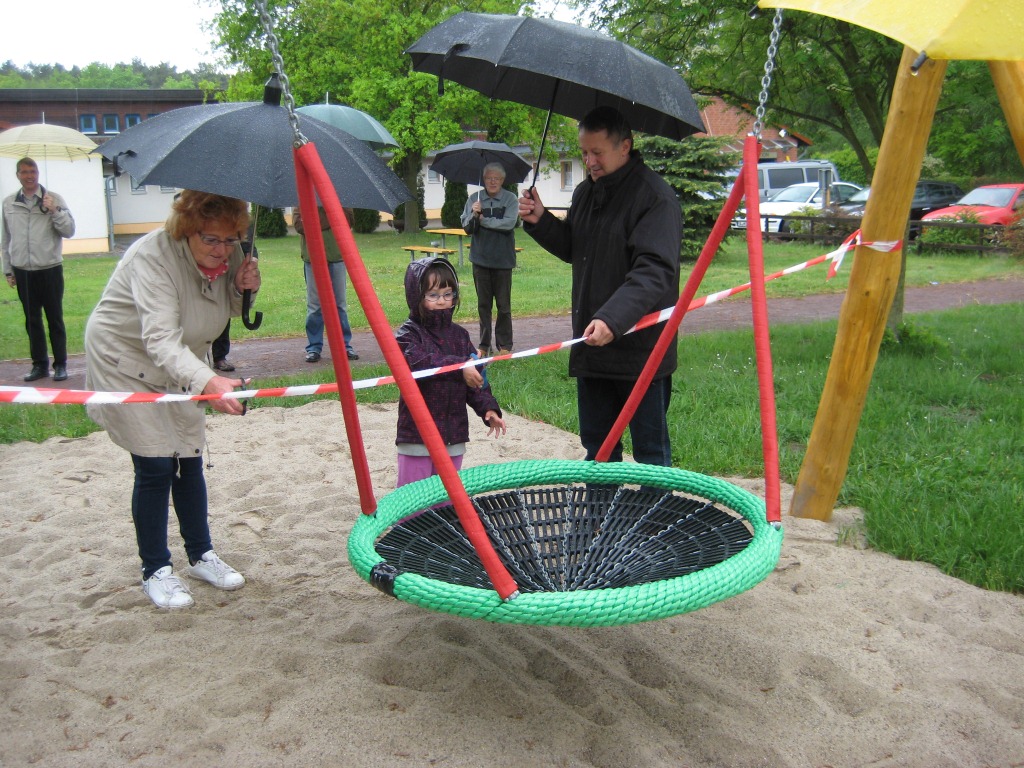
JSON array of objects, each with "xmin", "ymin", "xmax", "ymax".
[{"xmin": 425, "ymin": 291, "xmax": 457, "ymax": 303}]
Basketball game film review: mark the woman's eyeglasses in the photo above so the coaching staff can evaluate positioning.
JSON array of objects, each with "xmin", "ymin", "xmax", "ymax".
[
  {"xmin": 198, "ymin": 232, "xmax": 242, "ymax": 248},
  {"xmin": 424, "ymin": 291, "xmax": 457, "ymax": 303}
]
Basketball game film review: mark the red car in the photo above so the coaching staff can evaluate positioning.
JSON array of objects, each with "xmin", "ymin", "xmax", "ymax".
[{"xmin": 921, "ymin": 183, "xmax": 1024, "ymax": 226}]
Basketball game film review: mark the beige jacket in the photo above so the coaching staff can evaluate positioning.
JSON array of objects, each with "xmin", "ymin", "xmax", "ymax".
[
  {"xmin": 84, "ymin": 229, "xmax": 246, "ymax": 457},
  {"xmin": 1, "ymin": 187, "xmax": 75, "ymax": 274}
]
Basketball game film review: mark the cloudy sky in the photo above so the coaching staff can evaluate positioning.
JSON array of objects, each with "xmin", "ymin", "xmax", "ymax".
[
  {"xmin": 2, "ymin": 0, "xmax": 221, "ymax": 71},
  {"xmin": 2, "ymin": 0, "xmax": 580, "ymax": 73}
]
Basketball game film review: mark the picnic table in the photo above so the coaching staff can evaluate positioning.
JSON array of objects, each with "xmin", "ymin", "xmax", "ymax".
[
  {"xmin": 426, "ymin": 228, "xmax": 469, "ymax": 265},
  {"xmin": 400, "ymin": 244, "xmax": 456, "ymax": 262}
]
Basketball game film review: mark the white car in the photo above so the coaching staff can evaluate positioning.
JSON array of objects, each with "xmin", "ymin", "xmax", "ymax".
[{"xmin": 732, "ymin": 181, "xmax": 863, "ymax": 233}]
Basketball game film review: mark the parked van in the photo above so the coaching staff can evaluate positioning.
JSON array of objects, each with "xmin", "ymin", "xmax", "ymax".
[
  {"xmin": 727, "ymin": 160, "xmax": 842, "ymax": 201},
  {"xmin": 757, "ymin": 160, "xmax": 840, "ymax": 200}
]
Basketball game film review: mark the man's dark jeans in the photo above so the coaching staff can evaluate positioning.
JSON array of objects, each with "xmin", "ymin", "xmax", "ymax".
[{"xmin": 577, "ymin": 375, "xmax": 673, "ymax": 466}]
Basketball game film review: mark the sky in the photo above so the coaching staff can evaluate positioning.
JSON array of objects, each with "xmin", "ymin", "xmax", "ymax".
[
  {"xmin": 2, "ymin": 0, "xmax": 580, "ymax": 73},
  {"xmin": 2, "ymin": 0, "xmax": 221, "ymax": 71}
]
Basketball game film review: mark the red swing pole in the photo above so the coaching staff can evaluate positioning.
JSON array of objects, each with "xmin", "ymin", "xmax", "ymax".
[
  {"xmin": 741, "ymin": 135, "xmax": 782, "ymax": 525},
  {"xmin": 295, "ymin": 142, "xmax": 520, "ymax": 601},
  {"xmin": 293, "ymin": 148, "xmax": 376, "ymax": 514}
]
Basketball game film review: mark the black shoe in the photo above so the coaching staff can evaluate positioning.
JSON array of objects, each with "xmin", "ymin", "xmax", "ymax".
[
  {"xmin": 347, "ymin": 349, "xmax": 360, "ymax": 360},
  {"xmin": 24, "ymin": 364, "xmax": 47, "ymax": 382},
  {"xmin": 52, "ymin": 364, "xmax": 68, "ymax": 382},
  {"xmin": 213, "ymin": 358, "xmax": 236, "ymax": 372},
  {"xmin": 305, "ymin": 351, "xmax": 321, "ymax": 363}
]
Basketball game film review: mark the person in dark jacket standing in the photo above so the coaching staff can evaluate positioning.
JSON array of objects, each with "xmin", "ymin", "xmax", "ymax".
[
  {"xmin": 395, "ymin": 256, "xmax": 506, "ymax": 488},
  {"xmin": 461, "ymin": 162, "xmax": 519, "ymax": 356},
  {"xmin": 2, "ymin": 157, "xmax": 76, "ymax": 382},
  {"xmin": 518, "ymin": 106, "xmax": 682, "ymax": 466}
]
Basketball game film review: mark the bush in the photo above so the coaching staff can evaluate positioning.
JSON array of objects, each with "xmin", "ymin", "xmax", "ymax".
[
  {"xmin": 440, "ymin": 180, "xmax": 468, "ymax": 228},
  {"xmin": 253, "ymin": 205, "xmax": 288, "ymax": 238},
  {"xmin": 880, "ymin": 319, "xmax": 949, "ymax": 356},
  {"xmin": 352, "ymin": 208, "xmax": 381, "ymax": 234},
  {"xmin": 997, "ymin": 212, "xmax": 1024, "ymax": 259},
  {"xmin": 918, "ymin": 209, "xmax": 984, "ymax": 247}
]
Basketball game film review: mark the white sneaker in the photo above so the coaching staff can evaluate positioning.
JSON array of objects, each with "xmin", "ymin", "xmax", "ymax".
[
  {"xmin": 188, "ymin": 551, "xmax": 245, "ymax": 590},
  {"xmin": 143, "ymin": 566, "xmax": 194, "ymax": 609}
]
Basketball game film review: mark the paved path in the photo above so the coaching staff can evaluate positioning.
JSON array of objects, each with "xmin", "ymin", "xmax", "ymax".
[{"xmin": 3, "ymin": 278, "xmax": 1022, "ymax": 391}]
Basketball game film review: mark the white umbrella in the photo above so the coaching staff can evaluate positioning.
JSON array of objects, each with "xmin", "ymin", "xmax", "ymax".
[{"xmin": 0, "ymin": 123, "xmax": 97, "ymax": 162}]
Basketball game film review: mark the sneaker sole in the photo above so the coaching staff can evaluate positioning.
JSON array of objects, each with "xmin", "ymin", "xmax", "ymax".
[{"xmin": 186, "ymin": 570, "xmax": 246, "ymax": 590}]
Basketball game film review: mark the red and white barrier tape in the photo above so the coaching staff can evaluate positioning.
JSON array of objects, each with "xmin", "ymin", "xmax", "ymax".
[{"xmin": 1, "ymin": 232, "xmax": 900, "ymax": 406}]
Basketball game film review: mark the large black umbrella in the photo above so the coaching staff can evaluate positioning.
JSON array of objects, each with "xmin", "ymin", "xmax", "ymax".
[
  {"xmin": 95, "ymin": 75, "xmax": 411, "ymax": 212},
  {"xmin": 406, "ymin": 12, "xmax": 705, "ymax": 172},
  {"xmin": 429, "ymin": 140, "xmax": 531, "ymax": 186}
]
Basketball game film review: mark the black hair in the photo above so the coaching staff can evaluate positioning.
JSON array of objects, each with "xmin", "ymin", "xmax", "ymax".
[{"xmin": 579, "ymin": 106, "xmax": 633, "ymax": 147}]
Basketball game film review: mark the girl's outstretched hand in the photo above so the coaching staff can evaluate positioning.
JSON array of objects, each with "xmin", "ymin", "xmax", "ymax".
[{"xmin": 484, "ymin": 411, "xmax": 507, "ymax": 438}]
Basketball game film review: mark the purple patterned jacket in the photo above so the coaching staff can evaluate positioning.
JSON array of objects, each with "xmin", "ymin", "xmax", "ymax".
[{"xmin": 395, "ymin": 256, "xmax": 501, "ymax": 446}]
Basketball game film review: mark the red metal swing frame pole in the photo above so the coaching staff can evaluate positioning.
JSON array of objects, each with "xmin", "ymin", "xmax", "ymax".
[{"xmin": 293, "ymin": 142, "xmax": 520, "ymax": 600}]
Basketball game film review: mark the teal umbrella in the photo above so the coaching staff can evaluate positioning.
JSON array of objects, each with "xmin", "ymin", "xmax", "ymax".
[{"xmin": 295, "ymin": 104, "xmax": 399, "ymax": 150}]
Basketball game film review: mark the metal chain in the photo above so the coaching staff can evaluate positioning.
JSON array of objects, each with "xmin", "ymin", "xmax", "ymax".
[
  {"xmin": 254, "ymin": 0, "xmax": 307, "ymax": 147},
  {"xmin": 752, "ymin": 8, "xmax": 783, "ymax": 138}
]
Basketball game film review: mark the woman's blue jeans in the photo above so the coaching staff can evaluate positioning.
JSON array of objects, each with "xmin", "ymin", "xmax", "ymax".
[
  {"xmin": 131, "ymin": 454, "xmax": 212, "ymax": 580},
  {"xmin": 577, "ymin": 375, "xmax": 673, "ymax": 466}
]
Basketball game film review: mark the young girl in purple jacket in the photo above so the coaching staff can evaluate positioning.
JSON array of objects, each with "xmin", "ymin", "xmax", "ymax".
[{"xmin": 394, "ymin": 256, "xmax": 506, "ymax": 487}]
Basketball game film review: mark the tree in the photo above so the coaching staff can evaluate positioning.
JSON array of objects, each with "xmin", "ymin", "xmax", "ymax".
[
  {"xmin": 636, "ymin": 134, "xmax": 739, "ymax": 260},
  {"xmin": 210, "ymin": 0, "xmax": 544, "ymax": 233},
  {"xmin": 590, "ymin": 0, "xmax": 903, "ymax": 180},
  {"xmin": 440, "ymin": 180, "xmax": 468, "ymax": 228}
]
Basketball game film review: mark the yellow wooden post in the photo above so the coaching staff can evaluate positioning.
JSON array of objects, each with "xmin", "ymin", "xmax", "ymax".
[
  {"xmin": 989, "ymin": 61, "xmax": 1024, "ymax": 166},
  {"xmin": 790, "ymin": 48, "xmax": 948, "ymax": 520}
]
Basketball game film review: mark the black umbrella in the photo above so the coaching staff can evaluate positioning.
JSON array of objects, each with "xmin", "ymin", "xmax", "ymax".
[
  {"xmin": 406, "ymin": 12, "xmax": 705, "ymax": 179},
  {"xmin": 429, "ymin": 140, "xmax": 531, "ymax": 186},
  {"xmin": 95, "ymin": 75, "xmax": 411, "ymax": 212}
]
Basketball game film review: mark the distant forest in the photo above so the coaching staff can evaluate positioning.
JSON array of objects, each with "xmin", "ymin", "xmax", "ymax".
[{"xmin": 0, "ymin": 60, "xmax": 230, "ymax": 92}]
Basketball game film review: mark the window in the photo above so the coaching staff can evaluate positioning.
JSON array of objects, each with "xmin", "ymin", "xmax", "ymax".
[
  {"xmin": 560, "ymin": 161, "xmax": 573, "ymax": 190},
  {"xmin": 765, "ymin": 167, "xmax": 805, "ymax": 190},
  {"xmin": 125, "ymin": 114, "xmax": 142, "ymax": 128},
  {"xmin": 103, "ymin": 114, "xmax": 120, "ymax": 134},
  {"xmin": 427, "ymin": 168, "xmax": 440, "ymax": 184},
  {"xmin": 79, "ymin": 115, "xmax": 97, "ymax": 134},
  {"xmin": 130, "ymin": 175, "xmax": 147, "ymax": 194}
]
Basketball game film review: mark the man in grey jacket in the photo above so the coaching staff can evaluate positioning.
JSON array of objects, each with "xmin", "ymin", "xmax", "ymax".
[
  {"xmin": 2, "ymin": 157, "xmax": 76, "ymax": 382},
  {"xmin": 461, "ymin": 162, "xmax": 519, "ymax": 356}
]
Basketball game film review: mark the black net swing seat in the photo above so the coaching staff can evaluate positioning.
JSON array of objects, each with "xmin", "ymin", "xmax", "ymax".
[{"xmin": 348, "ymin": 460, "xmax": 784, "ymax": 626}]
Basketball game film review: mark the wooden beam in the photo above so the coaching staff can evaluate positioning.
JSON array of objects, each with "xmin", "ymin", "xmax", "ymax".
[
  {"xmin": 790, "ymin": 48, "xmax": 948, "ymax": 520},
  {"xmin": 989, "ymin": 60, "xmax": 1024, "ymax": 167}
]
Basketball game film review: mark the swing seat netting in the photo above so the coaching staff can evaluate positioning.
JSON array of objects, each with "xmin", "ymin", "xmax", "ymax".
[{"xmin": 348, "ymin": 459, "xmax": 783, "ymax": 626}]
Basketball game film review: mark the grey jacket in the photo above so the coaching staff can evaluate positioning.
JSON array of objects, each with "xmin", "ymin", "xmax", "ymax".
[
  {"xmin": 2, "ymin": 187, "xmax": 75, "ymax": 274},
  {"xmin": 461, "ymin": 188, "xmax": 518, "ymax": 269},
  {"xmin": 84, "ymin": 229, "xmax": 247, "ymax": 457}
]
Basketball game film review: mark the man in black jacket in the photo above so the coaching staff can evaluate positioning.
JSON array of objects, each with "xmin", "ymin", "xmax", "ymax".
[{"xmin": 519, "ymin": 106, "xmax": 681, "ymax": 466}]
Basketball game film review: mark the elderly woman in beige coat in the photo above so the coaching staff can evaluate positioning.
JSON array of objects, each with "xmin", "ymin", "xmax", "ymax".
[{"xmin": 85, "ymin": 191, "xmax": 261, "ymax": 609}]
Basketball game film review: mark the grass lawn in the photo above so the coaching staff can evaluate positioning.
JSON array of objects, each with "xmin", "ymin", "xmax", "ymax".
[{"xmin": 1, "ymin": 232, "xmax": 1021, "ymax": 594}]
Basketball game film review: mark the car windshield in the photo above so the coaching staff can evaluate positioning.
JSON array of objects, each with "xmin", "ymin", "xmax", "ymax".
[
  {"xmin": 956, "ymin": 187, "xmax": 1015, "ymax": 207},
  {"xmin": 769, "ymin": 185, "xmax": 816, "ymax": 203},
  {"xmin": 848, "ymin": 188, "xmax": 871, "ymax": 204}
]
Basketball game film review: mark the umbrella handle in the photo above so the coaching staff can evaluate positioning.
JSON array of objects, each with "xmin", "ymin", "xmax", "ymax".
[{"xmin": 242, "ymin": 289, "xmax": 263, "ymax": 330}]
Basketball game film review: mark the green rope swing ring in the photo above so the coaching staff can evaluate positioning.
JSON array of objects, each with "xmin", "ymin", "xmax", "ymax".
[{"xmin": 348, "ymin": 460, "xmax": 783, "ymax": 627}]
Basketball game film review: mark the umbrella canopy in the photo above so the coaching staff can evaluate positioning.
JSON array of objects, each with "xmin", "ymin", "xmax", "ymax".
[
  {"xmin": 429, "ymin": 140, "xmax": 532, "ymax": 186},
  {"xmin": 0, "ymin": 123, "xmax": 97, "ymax": 162},
  {"xmin": 757, "ymin": 0, "xmax": 1023, "ymax": 61},
  {"xmin": 295, "ymin": 103, "xmax": 399, "ymax": 150},
  {"xmin": 95, "ymin": 77, "xmax": 411, "ymax": 211},
  {"xmin": 406, "ymin": 12, "xmax": 705, "ymax": 141}
]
